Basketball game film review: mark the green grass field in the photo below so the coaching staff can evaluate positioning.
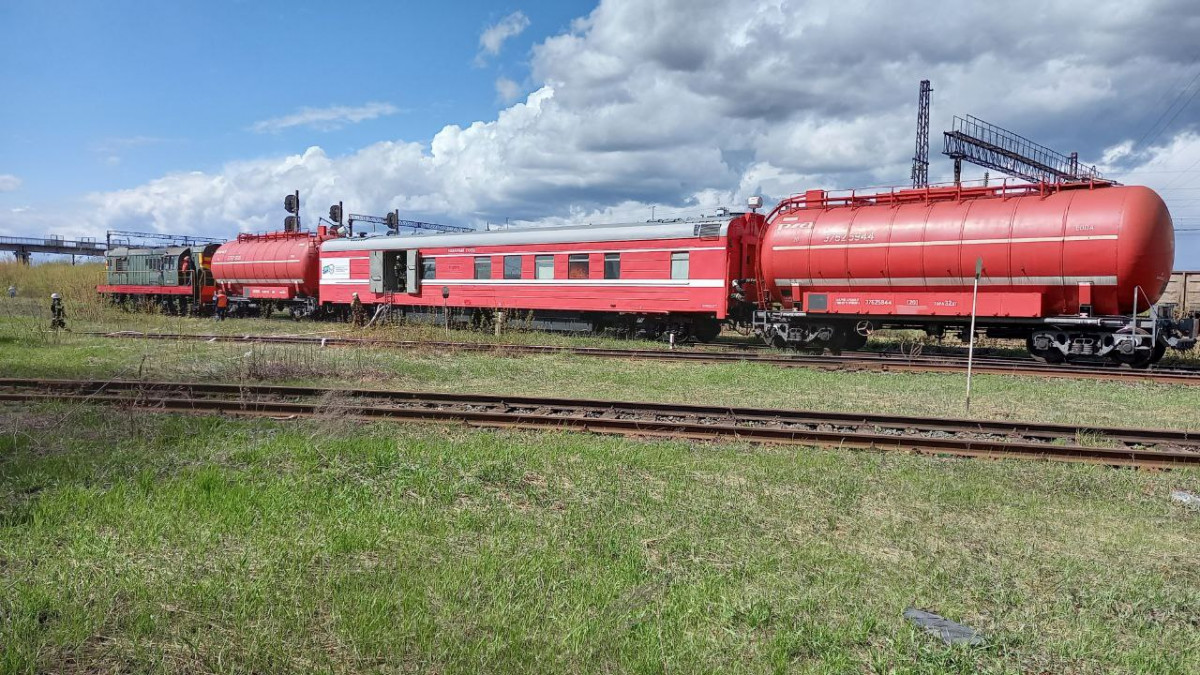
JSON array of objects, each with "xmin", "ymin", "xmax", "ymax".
[
  {"xmin": 3, "ymin": 261, "xmax": 1200, "ymax": 673},
  {"xmin": 2, "ymin": 408, "xmax": 1198, "ymax": 674}
]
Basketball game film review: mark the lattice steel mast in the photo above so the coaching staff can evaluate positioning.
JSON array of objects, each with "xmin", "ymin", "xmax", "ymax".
[{"xmin": 910, "ymin": 80, "xmax": 932, "ymax": 188}]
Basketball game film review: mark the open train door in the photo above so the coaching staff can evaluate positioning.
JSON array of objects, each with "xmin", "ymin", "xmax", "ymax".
[
  {"xmin": 405, "ymin": 249, "xmax": 420, "ymax": 294},
  {"xmin": 368, "ymin": 249, "xmax": 420, "ymax": 294}
]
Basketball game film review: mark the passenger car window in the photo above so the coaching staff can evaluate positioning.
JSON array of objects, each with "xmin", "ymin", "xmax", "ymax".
[
  {"xmin": 670, "ymin": 251, "xmax": 689, "ymax": 280},
  {"xmin": 535, "ymin": 255, "xmax": 554, "ymax": 280},
  {"xmin": 604, "ymin": 253, "xmax": 620, "ymax": 279},
  {"xmin": 503, "ymin": 255, "xmax": 522, "ymax": 279},
  {"xmin": 568, "ymin": 254, "xmax": 589, "ymax": 279},
  {"xmin": 474, "ymin": 256, "xmax": 492, "ymax": 280}
]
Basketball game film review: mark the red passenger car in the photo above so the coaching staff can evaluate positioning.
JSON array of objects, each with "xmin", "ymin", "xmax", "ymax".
[{"xmin": 319, "ymin": 213, "xmax": 765, "ymax": 340}]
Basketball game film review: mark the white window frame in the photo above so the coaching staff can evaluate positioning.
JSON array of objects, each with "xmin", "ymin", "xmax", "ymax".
[{"xmin": 670, "ymin": 251, "xmax": 689, "ymax": 280}]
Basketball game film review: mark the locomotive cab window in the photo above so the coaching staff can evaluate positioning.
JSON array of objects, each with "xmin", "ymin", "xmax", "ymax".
[
  {"xmin": 535, "ymin": 255, "xmax": 554, "ymax": 280},
  {"xmin": 604, "ymin": 253, "xmax": 620, "ymax": 279},
  {"xmin": 670, "ymin": 251, "xmax": 689, "ymax": 279},
  {"xmin": 474, "ymin": 256, "xmax": 492, "ymax": 280},
  {"xmin": 422, "ymin": 257, "xmax": 436, "ymax": 280},
  {"xmin": 568, "ymin": 254, "xmax": 589, "ymax": 279},
  {"xmin": 504, "ymin": 255, "xmax": 522, "ymax": 279}
]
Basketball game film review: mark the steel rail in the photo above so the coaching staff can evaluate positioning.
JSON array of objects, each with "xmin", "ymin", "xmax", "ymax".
[
  {"xmin": 1, "ymin": 378, "xmax": 1197, "ymax": 469},
  {"xmin": 87, "ymin": 331, "xmax": 1200, "ymax": 385}
]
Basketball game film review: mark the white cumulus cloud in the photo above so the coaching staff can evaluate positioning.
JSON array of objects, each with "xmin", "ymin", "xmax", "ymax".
[
  {"xmin": 6, "ymin": 0, "xmax": 1200, "ymax": 264},
  {"xmin": 477, "ymin": 11, "xmax": 530, "ymax": 63},
  {"xmin": 251, "ymin": 102, "xmax": 401, "ymax": 134}
]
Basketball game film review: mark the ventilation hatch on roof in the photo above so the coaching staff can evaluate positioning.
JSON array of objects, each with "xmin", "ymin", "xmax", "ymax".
[{"xmin": 694, "ymin": 222, "xmax": 722, "ymax": 240}]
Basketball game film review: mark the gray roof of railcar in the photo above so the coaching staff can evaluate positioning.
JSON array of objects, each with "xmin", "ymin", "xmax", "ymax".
[{"xmin": 321, "ymin": 218, "xmax": 732, "ymax": 252}]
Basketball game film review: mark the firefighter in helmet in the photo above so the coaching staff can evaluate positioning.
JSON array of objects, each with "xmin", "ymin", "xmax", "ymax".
[
  {"xmin": 50, "ymin": 293, "xmax": 66, "ymax": 330},
  {"xmin": 350, "ymin": 292, "xmax": 366, "ymax": 327}
]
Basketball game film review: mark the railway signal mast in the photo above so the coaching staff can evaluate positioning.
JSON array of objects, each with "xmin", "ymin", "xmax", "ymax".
[
  {"xmin": 911, "ymin": 80, "xmax": 932, "ymax": 189},
  {"xmin": 283, "ymin": 190, "xmax": 301, "ymax": 232}
]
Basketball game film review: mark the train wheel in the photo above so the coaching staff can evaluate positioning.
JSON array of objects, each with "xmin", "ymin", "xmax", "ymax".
[
  {"xmin": 841, "ymin": 330, "xmax": 868, "ymax": 352},
  {"xmin": 1109, "ymin": 328, "xmax": 1157, "ymax": 369},
  {"xmin": 824, "ymin": 330, "xmax": 848, "ymax": 355},
  {"xmin": 1026, "ymin": 335, "xmax": 1066, "ymax": 364},
  {"xmin": 1150, "ymin": 340, "xmax": 1167, "ymax": 364},
  {"xmin": 691, "ymin": 317, "xmax": 721, "ymax": 343},
  {"xmin": 1111, "ymin": 350, "xmax": 1154, "ymax": 369}
]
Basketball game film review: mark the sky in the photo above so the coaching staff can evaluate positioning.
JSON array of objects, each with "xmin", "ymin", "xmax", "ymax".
[{"xmin": 2, "ymin": 0, "xmax": 1200, "ymax": 266}]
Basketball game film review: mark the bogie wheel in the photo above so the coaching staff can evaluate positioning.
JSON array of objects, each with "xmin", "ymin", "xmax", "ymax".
[
  {"xmin": 824, "ymin": 330, "xmax": 848, "ymax": 356},
  {"xmin": 691, "ymin": 317, "xmax": 721, "ymax": 343},
  {"xmin": 1110, "ymin": 327, "xmax": 1156, "ymax": 369},
  {"xmin": 1025, "ymin": 335, "xmax": 1066, "ymax": 364},
  {"xmin": 841, "ymin": 330, "xmax": 868, "ymax": 352},
  {"xmin": 1111, "ymin": 350, "xmax": 1155, "ymax": 369},
  {"xmin": 1150, "ymin": 340, "xmax": 1167, "ymax": 365}
]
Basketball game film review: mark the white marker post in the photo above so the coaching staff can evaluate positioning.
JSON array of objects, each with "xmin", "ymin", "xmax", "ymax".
[{"xmin": 965, "ymin": 257, "xmax": 982, "ymax": 413}]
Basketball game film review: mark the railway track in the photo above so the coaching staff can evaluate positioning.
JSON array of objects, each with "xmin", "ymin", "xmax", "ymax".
[
  {"xmin": 89, "ymin": 331, "xmax": 1200, "ymax": 386},
  {"xmin": 2, "ymin": 378, "xmax": 1198, "ymax": 469}
]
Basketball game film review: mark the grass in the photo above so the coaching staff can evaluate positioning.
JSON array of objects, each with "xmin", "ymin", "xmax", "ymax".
[
  {"xmin": 0, "ymin": 329, "xmax": 1198, "ymax": 431},
  {"xmin": 1, "ymin": 407, "xmax": 1198, "ymax": 674},
  {"xmin": 4, "ymin": 261, "xmax": 1200, "ymax": 672}
]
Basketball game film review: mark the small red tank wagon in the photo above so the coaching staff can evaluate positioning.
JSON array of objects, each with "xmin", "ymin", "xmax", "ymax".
[
  {"xmin": 318, "ymin": 211, "xmax": 765, "ymax": 340},
  {"xmin": 210, "ymin": 229, "xmax": 332, "ymax": 317}
]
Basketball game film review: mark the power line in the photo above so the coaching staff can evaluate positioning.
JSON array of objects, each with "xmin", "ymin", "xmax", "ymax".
[{"xmin": 1134, "ymin": 58, "xmax": 1200, "ymax": 152}]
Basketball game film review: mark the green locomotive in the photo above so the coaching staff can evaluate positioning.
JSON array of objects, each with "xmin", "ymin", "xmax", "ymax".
[{"xmin": 99, "ymin": 244, "xmax": 219, "ymax": 314}]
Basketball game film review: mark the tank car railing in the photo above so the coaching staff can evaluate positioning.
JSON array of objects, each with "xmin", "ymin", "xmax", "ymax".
[{"xmin": 769, "ymin": 177, "xmax": 1116, "ymax": 218}]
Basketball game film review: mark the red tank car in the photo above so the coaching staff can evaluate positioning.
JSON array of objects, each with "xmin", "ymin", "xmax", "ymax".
[
  {"xmin": 760, "ymin": 183, "xmax": 1172, "ymax": 316},
  {"xmin": 210, "ymin": 228, "xmax": 331, "ymax": 316},
  {"xmin": 751, "ymin": 182, "xmax": 1193, "ymax": 366}
]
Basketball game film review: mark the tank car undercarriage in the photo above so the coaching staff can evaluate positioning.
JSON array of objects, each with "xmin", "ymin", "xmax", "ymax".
[{"xmin": 753, "ymin": 308, "xmax": 1198, "ymax": 367}]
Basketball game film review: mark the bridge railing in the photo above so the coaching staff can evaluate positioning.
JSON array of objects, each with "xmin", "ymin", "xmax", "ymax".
[{"xmin": 0, "ymin": 235, "xmax": 105, "ymax": 250}]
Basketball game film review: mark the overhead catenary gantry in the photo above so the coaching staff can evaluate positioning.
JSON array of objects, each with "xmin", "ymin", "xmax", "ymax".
[
  {"xmin": 942, "ymin": 115, "xmax": 1106, "ymax": 185},
  {"xmin": 346, "ymin": 210, "xmax": 472, "ymax": 236}
]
